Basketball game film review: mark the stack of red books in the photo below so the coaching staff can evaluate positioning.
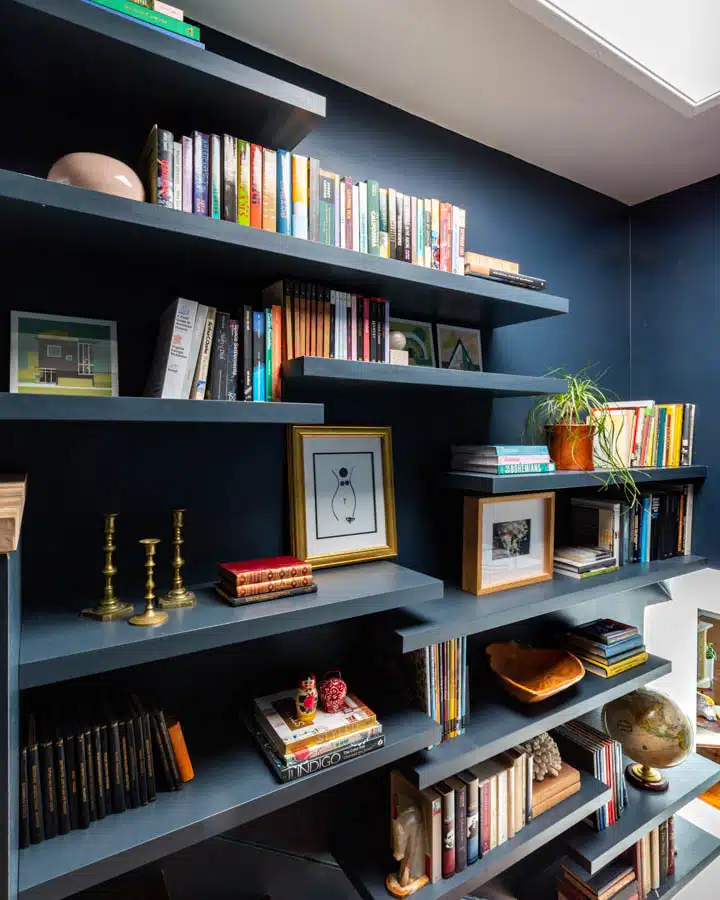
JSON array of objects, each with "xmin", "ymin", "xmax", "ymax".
[{"xmin": 216, "ymin": 555, "xmax": 316, "ymax": 607}]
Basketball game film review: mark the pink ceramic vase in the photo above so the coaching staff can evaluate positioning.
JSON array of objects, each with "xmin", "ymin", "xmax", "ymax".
[
  {"xmin": 319, "ymin": 670, "xmax": 348, "ymax": 714},
  {"xmin": 48, "ymin": 153, "xmax": 145, "ymax": 202}
]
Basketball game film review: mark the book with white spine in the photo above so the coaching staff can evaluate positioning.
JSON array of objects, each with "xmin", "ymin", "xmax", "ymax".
[
  {"xmin": 181, "ymin": 304, "xmax": 207, "ymax": 398},
  {"xmin": 145, "ymin": 298, "xmax": 198, "ymax": 399}
]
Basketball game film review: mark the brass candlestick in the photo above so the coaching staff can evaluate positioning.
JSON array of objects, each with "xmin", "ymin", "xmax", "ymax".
[
  {"xmin": 128, "ymin": 539, "xmax": 168, "ymax": 627},
  {"xmin": 159, "ymin": 509, "xmax": 196, "ymax": 610},
  {"xmin": 81, "ymin": 513, "xmax": 135, "ymax": 621}
]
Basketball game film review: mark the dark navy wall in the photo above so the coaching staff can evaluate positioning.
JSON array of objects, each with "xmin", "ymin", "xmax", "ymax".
[{"xmin": 630, "ymin": 177, "xmax": 719, "ymax": 556}]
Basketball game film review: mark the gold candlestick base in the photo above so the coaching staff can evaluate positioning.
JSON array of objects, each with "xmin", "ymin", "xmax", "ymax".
[
  {"xmin": 158, "ymin": 588, "xmax": 196, "ymax": 610},
  {"xmin": 128, "ymin": 606, "xmax": 168, "ymax": 627},
  {"xmin": 81, "ymin": 600, "xmax": 135, "ymax": 622},
  {"xmin": 129, "ymin": 538, "xmax": 168, "ymax": 627},
  {"xmin": 158, "ymin": 508, "xmax": 196, "ymax": 610},
  {"xmin": 81, "ymin": 512, "xmax": 135, "ymax": 621}
]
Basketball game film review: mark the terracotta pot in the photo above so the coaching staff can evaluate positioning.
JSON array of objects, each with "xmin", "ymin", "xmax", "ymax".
[
  {"xmin": 546, "ymin": 423, "xmax": 595, "ymax": 471},
  {"xmin": 48, "ymin": 152, "xmax": 145, "ymax": 202}
]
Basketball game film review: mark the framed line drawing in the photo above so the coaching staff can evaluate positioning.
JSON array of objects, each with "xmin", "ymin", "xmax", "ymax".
[
  {"xmin": 288, "ymin": 426, "xmax": 398, "ymax": 568},
  {"xmin": 435, "ymin": 323, "xmax": 482, "ymax": 371}
]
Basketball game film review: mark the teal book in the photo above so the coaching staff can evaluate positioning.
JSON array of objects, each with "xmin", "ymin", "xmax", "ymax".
[
  {"xmin": 366, "ymin": 180, "xmax": 380, "ymax": 255},
  {"xmin": 210, "ymin": 135, "xmax": 221, "ymax": 220},
  {"xmin": 277, "ymin": 150, "xmax": 291, "ymax": 235},
  {"xmin": 252, "ymin": 312, "xmax": 265, "ymax": 402},
  {"xmin": 656, "ymin": 406, "xmax": 667, "ymax": 466}
]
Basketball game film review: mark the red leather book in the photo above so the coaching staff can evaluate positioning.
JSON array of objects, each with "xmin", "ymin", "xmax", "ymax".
[
  {"xmin": 435, "ymin": 781, "xmax": 455, "ymax": 879},
  {"xmin": 218, "ymin": 556, "xmax": 311, "ymax": 586}
]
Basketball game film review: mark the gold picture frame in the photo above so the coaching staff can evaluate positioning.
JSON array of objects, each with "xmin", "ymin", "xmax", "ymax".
[
  {"xmin": 462, "ymin": 492, "xmax": 555, "ymax": 595},
  {"xmin": 288, "ymin": 425, "xmax": 398, "ymax": 568}
]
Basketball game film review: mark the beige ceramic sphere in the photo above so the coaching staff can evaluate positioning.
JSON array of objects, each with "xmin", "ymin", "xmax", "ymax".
[
  {"xmin": 48, "ymin": 153, "xmax": 145, "ymax": 202},
  {"xmin": 389, "ymin": 330, "xmax": 407, "ymax": 351}
]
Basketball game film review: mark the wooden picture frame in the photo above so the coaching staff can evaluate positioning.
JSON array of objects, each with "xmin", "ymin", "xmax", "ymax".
[
  {"xmin": 462, "ymin": 492, "xmax": 555, "ymax": 595},
  {"xmin": 288, "ymin": 425, "xmax": 398, "ymax": 568}
]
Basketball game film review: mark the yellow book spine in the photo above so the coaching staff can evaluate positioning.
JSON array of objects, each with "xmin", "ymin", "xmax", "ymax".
[
  {"xmin": 598, "ymin": 651, "xmax": 649, "ymax": 675},
  {"xmin": 449, "ymin": 640, "xmax": 455, "ymax": 738},
  {"xmin": 674, "ymin": 404, "xmax": 684, "ymax": 466},
  {"xmin": 237, "ymin": 139, "xmax": 251, "ymax": 226},
  {"xmin": 291, "ymin": 154, "xmax": 308, "ymax": 239},
  {"xmin": 262, "ymin": 148, "xmax": 277, "ymax": 232}
]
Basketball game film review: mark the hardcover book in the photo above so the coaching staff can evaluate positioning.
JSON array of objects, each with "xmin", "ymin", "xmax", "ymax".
[
  {"xmin": 250, "ymin": 144, "xmax": 263, "ymax": 228},
  {"xmin": 144, "ymin": 299, "xmax": 199, "ymax": 399},
  {"xmin": 141, "ymin": 124, "xmax": 174, "ymax": 208},
  {"xmin": 222, "ymin": 134, "xmax": 237, "ymax": 223},
  {"xmin": 237, "ymin": 139, "xmax": 251, "ymax": 226},
  {"xmin": 262, "ymin": 148, "xmax": 277, "ymax": 232},
  {"xmin": 277, "ymin": 149, "xmax": 292, "ymax": 235},
  {"xmin": 219, "ymin": 556, "xmax": 312, "ymax": 585}
]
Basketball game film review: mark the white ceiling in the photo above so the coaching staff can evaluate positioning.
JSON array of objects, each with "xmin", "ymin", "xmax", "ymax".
[{"xmin": 183, "ymin": 0, "xmax": 720, "ymax": 204}]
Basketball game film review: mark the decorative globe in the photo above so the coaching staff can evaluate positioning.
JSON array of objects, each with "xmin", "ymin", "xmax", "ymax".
[{"xmin": 602, "ymin": 687, "xmax": 693, "ymax": 792}]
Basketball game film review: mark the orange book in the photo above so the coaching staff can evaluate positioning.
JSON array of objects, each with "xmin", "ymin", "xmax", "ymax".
[
  {"xmin": 250, "ymin": 144, "xmax": 263, "ymax": 228},
  {"xmin": 167, "ymin": 719, "xmax": 194, "ymax": 783},
  {"xmin": 439, "ymin": 202, "xmax": 452, "ymax": 272},
  {"xmin": 262, "ymin": 148, "xmax": 277, "ymax": 232},
  {"xmin": 271, "ymin": 304, "xmax": 282, "ymax": 399}
]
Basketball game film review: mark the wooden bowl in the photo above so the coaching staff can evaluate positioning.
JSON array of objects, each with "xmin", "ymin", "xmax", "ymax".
[{"xmin": 486, "ymin": 641, "xmax": 584, "ymax": 703}]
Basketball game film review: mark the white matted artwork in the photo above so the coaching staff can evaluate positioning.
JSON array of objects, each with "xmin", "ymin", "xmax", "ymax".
[
  {"xmin": 288, "ymin": 426, "xmax": 398, "ymax": 568},
  {"xmin": 435, "ymin": 323, "xmax": 482, "ymax": 371}
]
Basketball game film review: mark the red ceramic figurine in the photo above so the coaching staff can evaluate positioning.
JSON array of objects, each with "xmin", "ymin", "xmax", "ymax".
[
  {"xmin": 319, "ymin": 670, "xmax": 348, "ymax": 714},
  {"xmin": 295, "ymin": 674, "xmax": 318, "ymax": 725}
]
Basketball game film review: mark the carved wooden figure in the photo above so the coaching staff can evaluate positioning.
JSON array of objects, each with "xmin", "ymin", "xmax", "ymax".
[{"xmin": 386, "ymin": 804, "xmax": 430, "ymax": 897}]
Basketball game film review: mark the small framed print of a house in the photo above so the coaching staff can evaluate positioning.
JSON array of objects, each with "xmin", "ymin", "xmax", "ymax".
[{"xmin": 10, "ymin": 312, "xmax": 118, "ymax": 396}]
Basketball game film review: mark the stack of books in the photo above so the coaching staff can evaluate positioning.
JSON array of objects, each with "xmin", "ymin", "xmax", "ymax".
[
  {"xmin": 631, "ymin": 816, "xmax": 676, "ymax": 898},
  {"xmin": 451, "ymin": 444, "xmax": 555, "ymax": 475},
  {"xmin": 554, "ymin": 547, "xmax": 619, "ymax": 580},
  {"xmin": 410, "ymin": 637, "xmax": 467, "ymax": 743},
  {"xmin": 553, "ymin": 720, "xmax": 627, "ymax": 830},
  {"xmin": 141, "ymin": 127, "xmax": 466, "ymax": 274},
  {"xmin": 249, "ymin": 690, "xmax": 383, "ymax": 783},
  {"xmin": 84, "ymin": 0, "xmax": 203, "ymax": 48},
  {"xmin": 558, "ymin": 858, "xmax": 639, "ymax": 900},
  {"xmin": 565, "ymin": 619, "xmax": 648, "ymax": 679},
  {"xmin": 531, "ymin": 762, "xmax": 581, "ymax": 818},
  {"xmin": 464, "ymin": 252, "xmax": 547, "ymax": 291},
  {"xmin": 216, "ymin": 556, "xmax": 316, "ymax": 607},
  {"xmin": 589, "ymin": 400, "xmax": 696, "ymax": 468}
]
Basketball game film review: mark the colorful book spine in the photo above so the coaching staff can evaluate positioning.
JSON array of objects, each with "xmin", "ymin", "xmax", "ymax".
[
  {"xmin": 402, "ymin": 193, "xmax": 411, "ymax": 262},
  {"xmin": 431, "ymin": 198, "xmax": 440, "ymax": 268},
  {"xmin": 276, "ymin": 149, "xmax": 291, "ymax": 235},
  {"xmin": 466, "ymin": 462, "xmax": 556, "ymax": 474},
  {"xmin": 292, "ymin": 155, "xmax": 309, "ymax": 239},
  {"xmin": 353, "ymin": 182, "xmax": 360, "ymax": 250},
  {"xmin": 190, "ymin": 307, "xmax": 216, "ymax": 399},
  {"xmin": 237, "ymin": 139, "xmax": 251, "ymax": 226},
  {"xmin": 339, "ymin": 180, "xmax": 347, "ymax": 249},
  {"xmin": 367, "ymin": 179, "xmax": 380, "ymax": 255},
  {"xmin": 262, "ymin": 148, "xmax": 277, "ymax": 232},
  {"xmin": 86, "ymin": 0, "xmax": 201, "ymax": 39},
  {"xmin": 252, "ymin": 311, "xmax": 266, "ymax": 402},
  {"xmin": 181, "ymin": 135, "xmax": 192, "ymax": 213},
  {"xmin": 359, "ymin": 180, "xmax": 368, "ymax": 253},
  {"xmin": 250, "ymin": 144, "xmax": 263, "ymax": 228},
  {"xmin": 240, "ymin": 306, "xmax": 253, "ymax": 401},
  {"xmin": 379, "ymin": 187, "xmax": 389, "ymax": 257},
  {"xmin": 79, "ymin": 0, "xmax": 204, "ymax": 45},
  {"xmin": 411, "ymin": 197, "xmax": 417, "ymax": 264},
  {"xmin": 308, "ymin": 157, "xmax": 320, "ymax": 242},
  {"xmin": 172, "ymin": 141, "xmax": 182, "ymax": 210},
  {"xmin": 222, "ymin": 134, "xmax": 237, "ymax": 223},
  {"xmin": 439, "ymin": 202, "xmax": 451, "ymax": 271},
  {"xmin": 209, "ymin": 134, "xmax": 221, "ymax": 220},
  {"xmin": 436, "ymin": 782, "xmax": 455, "ymax": 878},
  {"xmin": 456, "ymin": 207, "xmax": 466, "ymax": 274},
  {"xmin": 192, "ymin": 131, "xmax": 208, "ymax": 215},
  {"xmin": 318, "ymin": 170, "xmax": 336, "ymax": 245},
  {"xmin": 387, "ymin": 188, "xmax": 397, "ymax": 259},
  {"xmin": 417, "ymin": 198, "xmax": 425, "ymax": 265},
  {"xmin": 227, "ymin": 319, "xmax": 239, "ymax": 402},
  {"xmin": 265, "ymin": 307, "xmax": 273, "ymax": 400}
]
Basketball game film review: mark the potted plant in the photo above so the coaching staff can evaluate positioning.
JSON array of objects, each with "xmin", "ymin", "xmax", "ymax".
[
  {"xmin": 707, "ymin": 642, "xmax": 718, "ymax": 684},
  {"xmin": 526, "ymin": 366, "xmax": 639, "ymax": 504}
]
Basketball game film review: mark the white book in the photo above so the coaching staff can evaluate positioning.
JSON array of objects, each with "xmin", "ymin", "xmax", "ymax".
[
  {"xmin": 684, "ymin": 484, "xmax": 694, "ymax": 554},
  {"xmin": 424, "ymin": 198, "xmax": 433, "ymax": 267},
  {"xmin": 489, "ymin": 776, "xmax": 498, "ymax": 849},
  {"xmin": 505, "ymin": 759, "xmax": 515, "ymax": 838},
  {"xmin": 387, "ymin": 188, "xmax": 396, "ymax": 257},
  {"xmin": 496, "ymin": 769, "xmax": 508, "ymax": 845},
  {"xmin": 191, "ymin": 307, "xmax": 216, "ymax": 399},
  {"xmin": 330, "ymin": 291, "xmax": 338, "ymax": 358},
  {"xmin": 145, "ymin": 298, "xmax": 198, "ymax": 399},
  {"xmin": 451, "ymin": 205, "xmax": 460, "ymax": 274},
  {"xmin": 359, "ymin": 181, "xmax": 368, "ymax": 253},
  {"xmin": 339, "ymin": 181, "xmax": 346, "ymax": 249},
  {"xmin": 333, "ymin": 174, "xmax": 341, "ymax": 247},
  {"xmin": 181, "ymin": 304, "xmax": 207, "ymax": 398},
  {"xmin": 352, "ymin": 183, "xmax": 360, "ymax": 251},
  {"xmin": 350, "ymin": 294, "xmax": 358, "ymax": 361},
  {"xmin": 379, "ymin": 188, "xmax": 389, "ymax": 258},
  {"xmin": 417, "ymin": 198, "xmax": 424, "ymax": 266},
  {"xmin": 172, "ymin": 141, "xmax": 182, "ymax": 210},
  {"xmin": 153, "ymin": 1, "xmax": 183, "ymax": 19}
]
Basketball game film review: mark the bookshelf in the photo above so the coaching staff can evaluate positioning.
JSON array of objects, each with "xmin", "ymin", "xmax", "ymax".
[{"xmin": 443, "ymin": 466, "xmax": 709, "ymax": 494}]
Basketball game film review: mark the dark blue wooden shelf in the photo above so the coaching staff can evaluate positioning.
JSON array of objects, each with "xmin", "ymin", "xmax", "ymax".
[
  {"xmin": 0, "ymin": 392, "xmax": 323, "ymax": 424},
  {"xmin": 20, "ymin": 562, "xmax": 443, "ymax": 689},
  {"xmin": 444, "ymin": 465, "xmax": 708, "ymax": 494},
  {"xmin": 282, "ymin": 357, "xmax": 568, "ymax": 396},
  {"xmin": 0, "ymin": 170, "xmax": 569, "ymax": 329},
  {"xmin": 4, "ymin": 0, "xmax": 325, "ymax": 149},
  {"xmin": 410, "ymin": 655, "xmax": 671, "ymax": 789},
  {"xmin": 18, "ymin": 709, "xmax": 440, "ymax": 900},
  {"xmin": 394, "ymin": 556, "xmax": 708, "ymax": 652},
  {"xmin": 336, "ymin": 773, "xmax": 611, "ymax": 900},
  {"xmin": 565, "ymin": 752, "xmax": 720, "ymax": 874}
]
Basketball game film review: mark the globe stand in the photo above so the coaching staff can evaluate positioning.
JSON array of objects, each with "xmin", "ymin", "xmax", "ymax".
[{"xmin": 626, "ymin": 762, "xmax": 669, "ymax": 793}]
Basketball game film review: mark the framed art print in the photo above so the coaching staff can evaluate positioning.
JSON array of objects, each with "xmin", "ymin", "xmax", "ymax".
[
  {"xmin": 288, "ymin": 426, "xmax": 398, "ymax": 568},
  {"xmin": 435, "ymin": 323, "xmax": 482, "ymax": 371},
  {"xmin": 462, "ymin": 492, "xmax": 555, "ymax": 595},
  {"xmin": 388, "ymin": 318, "xmax": 436, "ymax": 367},
  {"xmin": 10, "ymin": 311, "xmax": 118, "ymax": 396}
]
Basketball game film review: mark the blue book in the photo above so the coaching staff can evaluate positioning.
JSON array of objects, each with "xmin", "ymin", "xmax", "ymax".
[
  {"xmin": 569, "ymin": 632, "xmax": 644, "ymax": 658},
  {"xmin": 276, "ymin": 149, "xmax": 292, "ymax": 235},
  {"xmin": 457, "ymin": 445, "xmax": 549, "ymax": 456},
  {"xmin": 79, "ymin": 0, "xmax": 205, "ymax": 47},
  {"xmin": 252, "ymin": 312, "xmax": 266, "ymax": 402},
  {"xmin": 641, "ymin": 497, "xmax": 650, "ymax": 562}
]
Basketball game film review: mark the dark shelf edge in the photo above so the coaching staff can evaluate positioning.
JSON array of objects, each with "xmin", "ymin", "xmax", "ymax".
[{"xmin": 443, "ymin": 466, "xmax": 709, "ymax": 494}]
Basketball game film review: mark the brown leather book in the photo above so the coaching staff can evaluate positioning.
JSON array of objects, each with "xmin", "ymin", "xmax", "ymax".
[{"xmin": 531, "ymin": 762, "xmax": 581, "ymax": 817}]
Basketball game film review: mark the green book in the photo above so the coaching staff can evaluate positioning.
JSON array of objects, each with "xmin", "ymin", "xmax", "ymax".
[
  {"xmin": 265, "ymin": 308, "xmax": 273, "ymax": 402},
  {"xmin": 367, "ymin": 180, "xmax": 380, "ymax": 256},
  {"xmin": 88, "ymin": 0, "xmax": 201, "ymax": 40},
  {"xmin": 237, "ymin": 140, "xmax": 251, "ymax": 226},
  {"xmin": 318, "ymin": 171, "xmax": 336, "ymax": 246}
]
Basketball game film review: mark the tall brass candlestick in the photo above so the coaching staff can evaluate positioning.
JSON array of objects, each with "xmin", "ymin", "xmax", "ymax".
[
  {"xmin": 81, "ymin": 513, "xmax": 135, "ymax": 621},
  {"xmin": 159, "ymin": 509, "xmax": 196, "ymax": 610},
  {"xmin": 128, "ymin": 539, "xmax": 168, "ymax": 627}
]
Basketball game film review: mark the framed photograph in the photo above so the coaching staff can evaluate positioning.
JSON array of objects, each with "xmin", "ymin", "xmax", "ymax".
[
  {"xmin": 462, "ymin": 492, "xmax": 555, "ymax": 595},
  {"xmin": 388, "ymin": 318, "xmax": 436, "ymax": 367},
  {"xmin": 435, "ymin": 323, "xmax": 482, "ymax": 371},
  {"xmin": 10, "ymin": 311, "xmax": 118, "ymax": 396},
  {"xmin": 288, "ymin": 426, "xmax": 398, "ymax": 568}
]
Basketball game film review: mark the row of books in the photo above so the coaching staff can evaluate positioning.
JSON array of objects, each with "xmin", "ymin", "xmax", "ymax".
[
  {"xmin": 592, "ymin": 400, "xmax": 696, "ymax": 468},
  {"xmin": 557, "ymin": 815, "xmax": 676, "ymax": 900},
  {"xmin": 249, "ymin": 688, "xmax": 382, "ymax": 783},
  {"xmin": 565, "ymin": 618, "xmax": 648, "ymax": 679},
  {"xmin": 20, "ymin": 690, "xmax": 192, "ymax": 848},
  {"xmin": 391, "ymin": 746, "xmax": 537, "ymax": 884},
  {"xmin": 215, "ymin": 555, "xmax": 316, "ymax": 607},
  {"xmin": 451, "ymin": 444, "xmax": 556, "ymax": 475},
  {"xmin": 85, "ymin": 0, "xmax": 203, "ymax": 47},
  {"xmin": 141, "ymin": 127, "xmax": 467, "ymax": 273},
  {"xmin": 553, "ymin": 719, "xmax": 627, "ymax": 831},
  {"xmin": 411, "ymin": 637, "xmax": 468, "ymax": 744}
]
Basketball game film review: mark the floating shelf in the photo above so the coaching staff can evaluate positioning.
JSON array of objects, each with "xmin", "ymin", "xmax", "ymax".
[
  {"xmin": 443, "ymin": 466, "xmax": 708, "ymax": 494},
  {"xmin": 410, "ymin": 655, "xmax": 671, "ymax": 789},
  {"xmin": 565, "ymin": 752, "xmax": 720, "ymax": 874},
  {"xmin": 0, "ymin": 393, "xmax": 323, "ymax": 424},
  {"xmin": 18, "ymin": 710, "xmax": 440, "ymax": 900},
  {"xmin": 3, "ymin": 0, "xmax": 325, "ymax": 149},
  {"xmin": 20, "ymin": 562, "xmax": 443, "ymax": 689},
  {"xmin": 0, "ymin": 171, "xmax": 569, "ymax": 328},
  {"xmin": 337, "ymin": 773, "xmax": 611, "ymax": 900},
  {"xmin": 394, "ymin": 556, "xmax": 708, "ymax": 652},
  {"xmin": 282, "ymin": 357, "xmax": 568, "ymax": 396}
]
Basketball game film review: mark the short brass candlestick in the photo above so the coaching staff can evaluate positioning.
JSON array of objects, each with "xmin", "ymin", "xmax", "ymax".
[
  {"xmin": 81, "ymin": 513, "xmax": 135, "ymax": 621},
  {"xmin": 128, "ymin": 539, "xmax": 168, "ymax": 627},
  {"xmin": 159, "ymin": 509, "xmax": 196, "ymax": 610}
]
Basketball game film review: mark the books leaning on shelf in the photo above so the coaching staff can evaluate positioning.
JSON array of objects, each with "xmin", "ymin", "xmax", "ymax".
[
  {"xmin": 564, "ymin": 619, "xmax": 648, "ymax": 679},
  {"xmin": 140, "ymin": 127, "xmax": 466, "ymax": 273},
  {"xmin": 250, "ymin": 689, "xmax": 382, "ymax": 782},
  {"xmin": 588, "ymin": 400, "xmax": 696, "ymax": 468},
  {"xmin": 216, "ymin": 555, "xmax": 316, "ymax": 606},
  {"xmin": 464, "ymin": 251, "xmax": 547, "ymax": 291},
  {"xmin": 451, "ymin": 444, "xmax": 555, "ymax": 475},
  {"xmin": 84, "ymin": 0, "xmax": 203, "ymax": 47},
  {"xmin": 409, "ymin": 637, "xmax": 467, "ymax": 744}
]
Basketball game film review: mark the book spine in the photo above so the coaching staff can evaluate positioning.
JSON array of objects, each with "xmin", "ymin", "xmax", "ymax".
[
  {"xmin": 143, "ymin": 712, "xmax": 156, "ymax": 802},
  {"xmin": 388, "ymin": 188, "xmax": 397, "ymax": 259},
  {"xmin": 181, "ymin": 135, "xmax": 192, "ymax": 213},
  {"xmin": 155, "ymin": 709, "xmax": 182, "ymax": 789},
  {"xmin": 353, "ymin": 183, "xmax": 360, "ymax": 249},
  {"xmin": 250, "ymin": 144, "xmax": 263, "ymax": 228},
  {"xmin": 168, "ymin": 721, "xmax": 194, "ymax": 783},
  {"xmin": 402, "ymin": 194, "xmax": 412, "ymax": 262},
  {"xmin": 266, "ymin": 733, "xmax": 384, "ymax": 782},
  {"xmin": 367, "ymin": 180, "xmax": 380, "ymax": 255},
  {"xmin": 19, "ymin": 745, "xmax": 30, "ymax": 848},
  {"xmin": 318, "ymin": 171, "xmax": 336, "ymax": 245},
  {"xmin": 172, "ymin": 141, "xmax": 182, "ymax": 210},
  {"xmin": 28, "ymin": 740, "xmax": 44, "ymax": 842},
  {"xmin": 226, "ymin": 319, "xmax": 239, "ymax": 401},
  {"xmin": 222, "ymin": 134, "xmax": 237, "ymax": 223},
  {"xmin": 455, "ymin": 208, "xmax": 466, "ymax": 274},
  {"xmin": 359, "ymin": 180, "xmax": 368, "ymax": 253},
  {"xmin": 395, "ymin": 191, "xmax": 404, "ymax": 260},
  {"xmin": 84, "ymin": 730, "xmax": 96, "ymax": 821},
  {"xmin": 378, "ymin": 187, "xmax": 389, "ymax": 257},
  {"xmin": 431, "ymin": 199, "xmax": 440, "ymax": 268},
  {"xmin": 206, "ymin": 311, "xmax": 229, "ymax": 401},
  {"xmin": 342, "ymin": 177, "xmax": 353, "ymax": 249},
  {"xmin": 466, "ymin": 462, "xmax": 556, "ymax": 474},
  {"xmin": 479, "ymin": 780, "xmax": 490, "ymax": 856},
  {"xmin": 192, "ymin": 131, "xmax": 208, "ymax": 215},
  {"xmin": 451, "ymin": 205, "xmax": 459, "ymax": 274},
  {"xmin": 154, "ymin": 127, "xmax": 173, "ymax": 209},
  {"xmin": 74, "ymin": 731, "xmax": 90, "ymax": 828},
  {"xmin": 363, "ymin": 297, "xmax": 370, "ymax": 362},
  {"xmin": 99, "ymin": 724, "xmax": 111, "ymax": 813},
  {"xmin": 149, "ymin": 714, "xmax": 173, "ymax": 791},
  {"xmin": 465, "ymin": 778, "xmax": 478, "ymax": 864},
  {"xmin": 423, "ymin": 198, "xmax": 431, "ymax": 267},
  {"xmin": 153, "ymin": 0, "xmax": 183, "ymax": 19},
  {"xmin": 39, "ymin": 738, "xmax": 58, "ymax": 838},
  {"xmin": 411, "ymin": 197, "xmax": 417, "ymax": 264},
  {"xmin": 667, "ymin": 815, "xmax": 676, "ymax": 877},
  {"xmin": 276, "ymin": 149, "xmax": 292, "ymax": 235},
  {"xmin": 91, "ymin": 726, "xmax": 106, "ymax": 819},
  {"xmin": 124, "ymin": 718, "xmax": 139, "ymax": 809},
  {"xmin": 86, "ymin": 0, "xmax": 200, "ymax": 38},
  {"xmin": 271, "ymin": 305, "xmax": 283, "ymax": 400},
  {"xmin": 191, "ymin": 306, "xmax": 216, "ymax": 399},
  {"xmin": 454, "ymin": 784, "xmax": 467, "ymax": 872},
  {"xmin": 239, "ymin": 306, "xmax": 252, "ymax": 401},
  {"xmin": 252, "ymin": 311, "xmax": 266, "ymax": 401},
  {"xmin": 237, "ymin": 139, "xmax": 251, "ymax": 225},
  {"xmin": 132, "ymin": 716, "xmax": 147, "ymax": 806},
  {"xmin": 262, "ymin": 148, "xmax": 277, "ymax": 232},
  {"xmin": 54, "ymin": 736, "xmax": 71, "ymax": 834},
  {"xmin": 265, "ymin": 308, "xmax": 273, "ymax": 401},
  {"xmin": 292, "ymin": 155, "xmax": 309, "ymax": 239},
  {"xmin": 82, "ymin": 2, "xmax": 203, "ymax": 44},
  {"xmin": 308, "ymin": 157, "xmax": 320, "ymax": 242},
  {"xmin": 439, "ymin": 202, "xmax": 451, "ymax": 271}
]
